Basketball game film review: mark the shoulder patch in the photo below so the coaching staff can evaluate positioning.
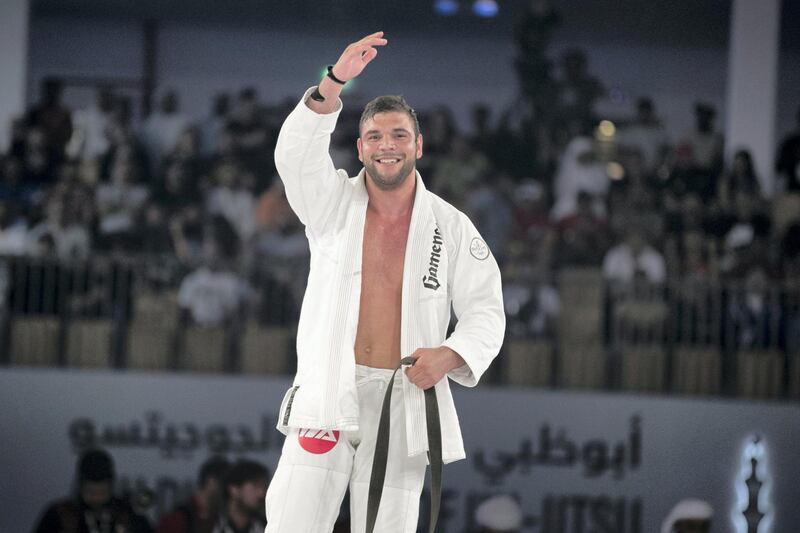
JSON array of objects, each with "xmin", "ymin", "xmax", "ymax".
[{"xmin": 469, "ymin": 237, "xmax": 490, "ymax": 260}]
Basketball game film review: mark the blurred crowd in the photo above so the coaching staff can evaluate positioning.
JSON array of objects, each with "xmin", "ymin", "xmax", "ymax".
[
  {"xmin": 35, "ymin": 448, "xmax": 713, "ymax": 533},
  {"xmin": 2, "ymin": 70, "xmax": 800, "ymax": 342},
  {"xmin": 34, "ymin": 449, "xmax": 271, "ymax": 533}
]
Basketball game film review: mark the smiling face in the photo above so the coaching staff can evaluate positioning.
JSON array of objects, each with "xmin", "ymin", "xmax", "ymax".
[{"xmin": 357, "ymin": 111, "xmax": 423, "ymax": 191}]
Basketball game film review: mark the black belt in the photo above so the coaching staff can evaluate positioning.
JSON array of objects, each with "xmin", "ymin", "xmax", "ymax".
[{"xmin": 365, "ymin": 356, "xmax": 442, "ymax": 533}]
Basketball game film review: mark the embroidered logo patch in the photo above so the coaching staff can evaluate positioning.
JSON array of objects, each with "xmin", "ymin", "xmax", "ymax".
[
  {"xmin": 422, "ymin": 227, "xmax": 444, "ymax": 291},
  {"xmin": 298, "ymin": 429, "xmax": 340, "ymax": 454},
  {"xmin": 470, "ymin": 237, "xmax": 490, "ymax": 260}
]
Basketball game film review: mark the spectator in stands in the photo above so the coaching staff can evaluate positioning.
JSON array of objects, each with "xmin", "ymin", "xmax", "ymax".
[
  {"xmin": 668, "ymin": 230, "xmax": 719, "ymax": 343},
  {"xmin": 555, "ymin": 48, "xmax": 604, "ymax": 129},
  {"xmin": 684, "ymin": 102, "xmax": 724, "ymax": 178},
  {"xmin": 617, "ymin": 97, "xmax": 670, "ymax": 175},
  {"xmin": 551, "ymin": 133, "xmax": 609, "ymax": 220},
  {"xmin": 8, "ymin": 117, "xmax": 29, "ymax": 159},
  {"xmin": 178, "ymin": 216, "xmax": 248, "ymax": 327},
  {"xmin": 154, "ymin": 158, "xmax": 202, "ymax": 214},
  {"xmin": 665, "ymin": 143, "xmax": 715, "ymax": 202},
  {"xmin": 474, "ymin": 494, "xmax": 522, "ymax": 533},
  {"xmin": 610, "ymin": 150, "xmax": 659, "ymax": 204},
  {"xmin": 421, "ymin": 105, "xmax": 457, "ymax": 160},
  {"xmin": 25, "ymin": 77, "xmax": 72, "ymax": 167},
  {"xmin": 660, "ymin": 498, "xmax": 712, "ymax": 533},
  {"xmin": 28, "ymin": 188, "xmax": 91, "ymax": 261},
  {"xmin": 776, "ymin": 105, "xmax": 800, "ymax": 192},
  {"xmin": 0, "ymin": 199, "xmax": 28, "ymax": 256},
  {"xmin": 205, "ymin": 159, "xmax": 256, "ymax": 243},
  {"xmin": 162, "ymin": 127, "xmax": 204, "ymax": 183},
  {"xmin": 101, "ymin": 119, "xmax": 152, "ymax": 186},
  {"xmin": 0, "ymin": 156, "xmax": 37, "ymax": 212},
  {"xmin": 718, "ymin": 149, "xmax": 763, "ymax": 209},
  {"xmin": 781, "ymin": 222, "xmax": 800, "ymax": 280},
  {"xmin": 211, "ymin": 459, "xmax": 269, "ymax": 533},
  {"xmin": 199, "ymin": 92, "xmax": 231, "ymax": 156},
  {"xmin": 156, "ymin": 456, "xmax": 230, "ymax": 533},
  {"xmin": 140, "ymin": 204, "xmax": 176, "ymax": 256},
  {"xmin": 503, "ymin": 261, "xmax": 560, "ymax": 339},
  {"xmin": 680, "ymin": 230, "xmax": 718, "ymax": 283},
  {"xmin": 556, "ymin": 189, "xmax": 609, "ymax": 266},
  {"xmin": 58, "ymin": 158, "xmax": 96, "ymax": 221},
  {"xmin": 33, "ymin": 448, "xmax": 152, "ymax": 533},
  {"xmin": 728, "ymin": 264, "xmax": 775, "ymax": 349},
  {"xmin": 719, "ymin": 191, "xmax": 771, "ymax": 278},
  {"xmin": 511, "ymin": 179, "xmax": 556, "ymax": 270},
  {"xmin": 603, "ymin": 226, "xmax": 666, "ymax": 284},
  {"xmin": 252, "ymin": 180, "xmax": 307, "ymax": 321},
  {"xmin": 780, "ymin": 223, "xmax": 800, "ymax": 354},
  {"xmin": 465, "ymin": 170, "xmax": 514, "ymax": 265},
  {"xmin": 95, "ymin": 156, "xmax": 150, "ymax": 250},
  {"xmin": 329, "ymin": 125, "xmax": 360, "ymax": 177},
  {"xmin": 20, "ymin": 125, "xmax": 58, "ymax": 185},
  {"xmin": 140, "ymin": 89, "xmax": 189, "ymax": 169},
  {"xmin": 169, "ymin": 205, "xmax": 205, "ymax": 266},
  {"xmin": 469, "ymin": 103, "xmax": 499, "ymax": 161},
  {"xmin": 226, "ymin": 87, "xmax": 273, "ymax": 182},
  {"xmin": 661, "ymin": 192, "xmax": 704, "ymax": 239},
  {"xmin": 67, "ymin": 87, "xmax": 116, "ymax": 162},
  {"xmin": 432, "ymin": 134, "xmax": 490, "ymax": 209}
]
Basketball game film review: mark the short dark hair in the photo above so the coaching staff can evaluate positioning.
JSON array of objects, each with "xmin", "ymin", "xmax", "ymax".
[
  {"xmin": 360, "ymin": 95, "xmax": 420, "ymax": 138},
  {"xmin": 224, "ymin": 459, "xmax": 269, "ymax": 491},
  {"xmin": 78, "ymin": 449, "xmax": 115, "ymax": 483},
  {"xmin": 198, "ymin": 455, "xmax": 231, "ymax": 487}
]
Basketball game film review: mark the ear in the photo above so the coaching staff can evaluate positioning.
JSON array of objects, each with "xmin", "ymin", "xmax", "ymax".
[
  {"xmin": 357, "ymin": 137, "xmax": 364, "ymax": 163},
  {"xmin": 415, "ymin": 133, "xmax": 423, "ymax": 159}
]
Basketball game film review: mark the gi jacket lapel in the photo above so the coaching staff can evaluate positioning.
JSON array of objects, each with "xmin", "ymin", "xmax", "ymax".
[
  {"xmin": 401, "ymin": 172, "xmax": 436, "ymax": 456},
  {"xmin": 321, "ymin": 171, "xmax": 368, "ymax": 425}
]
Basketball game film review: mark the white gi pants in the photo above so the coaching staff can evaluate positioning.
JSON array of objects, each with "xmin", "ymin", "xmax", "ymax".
[{"xmin": 265, "ymin": 365, "xmax": 428, "ymax": 533}]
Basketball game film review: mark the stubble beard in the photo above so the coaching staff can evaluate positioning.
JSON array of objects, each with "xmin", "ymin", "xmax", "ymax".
[{"xmin": 365, "ymin": 157, "xmax": 416, "ymax": 191}]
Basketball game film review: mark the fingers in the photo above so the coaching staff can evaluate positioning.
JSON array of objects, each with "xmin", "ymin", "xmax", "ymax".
[
  {"xmin": 332, "ymin": 32, "xmax": 386, "ymax": 82},
  {"xmin": 405, "ymin": 367, "xmax": 434, "ymax": 390},
  {"xmin": 350, "ymin": 33, "xmax": 387, "ymax": 56},
  {"xmin": 361, "ymin": 47, "xmax": 379, "ymax": 65},
  {"xmin": 404, "ymin": 355, "xmax": 438, "ymax": 390},
  {"xmin": 358, "ymin": 31, "xmax": 387, "ymax": 45}
]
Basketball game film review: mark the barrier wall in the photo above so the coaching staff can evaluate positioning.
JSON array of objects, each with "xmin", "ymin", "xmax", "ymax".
[{"xmin": 1, "ymin": 368, "xmax": 798, "ymax": 532}]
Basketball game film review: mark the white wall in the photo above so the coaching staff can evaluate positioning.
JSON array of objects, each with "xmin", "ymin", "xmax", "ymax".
[
  {"xmin": 0, "ymin": 0, "xmax": 30, "ymax": 151},
  {"xmin": 726, "ymin": 0, "xmax": 781, "ymax": 195}
]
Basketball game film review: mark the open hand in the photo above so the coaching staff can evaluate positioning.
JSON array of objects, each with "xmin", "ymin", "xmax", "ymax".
[{"xmin": 330, "ymin": 31, "xmax": 388, "ymax": 82}]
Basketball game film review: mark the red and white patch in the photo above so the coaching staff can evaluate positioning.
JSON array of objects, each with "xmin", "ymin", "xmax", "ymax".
[{"xmin": 298, "ymin": 428, "xmax": 340, "ymax": 454}]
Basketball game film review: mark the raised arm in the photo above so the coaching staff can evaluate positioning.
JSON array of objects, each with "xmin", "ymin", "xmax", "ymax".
[
  {"xmin": 274, "ymin": 32, "xmax": 387, "ymax": 235},
  {"xmin": 305, "ymin": 31, "xmax": 387, "ymax": 113}
]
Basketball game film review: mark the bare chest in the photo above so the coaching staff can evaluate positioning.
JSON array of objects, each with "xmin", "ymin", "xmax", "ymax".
[
  {"xmin": 361, "ymin": 212, "xmax": 410, "ymax": 287},
  {"xmin": 354, "ymin": 210, "xmax": 411, "ymax": 366}
]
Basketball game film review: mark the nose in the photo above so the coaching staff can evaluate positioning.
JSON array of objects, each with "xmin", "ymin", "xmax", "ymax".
[{"xmin": 378, "ymin": 135, "xmax": 396, "ymax": 151}]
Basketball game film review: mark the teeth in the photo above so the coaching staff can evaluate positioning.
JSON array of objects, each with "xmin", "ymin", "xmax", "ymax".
[{"xmin": 378, "ymin": 159, "xmax": 399, "ymax": 164}]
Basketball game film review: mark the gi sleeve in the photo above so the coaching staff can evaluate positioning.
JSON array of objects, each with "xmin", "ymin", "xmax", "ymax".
[
  {"xmin": 442, "ymin": 212, "xmax": 505, "ymax": 387},
  {"xmin": 274, "ymin": 87, "xmax": 349, "ymax": 237}
]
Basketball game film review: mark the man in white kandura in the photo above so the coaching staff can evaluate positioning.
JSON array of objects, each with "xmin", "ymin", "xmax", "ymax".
[{"xmin": 265, "ymin": 31, "xmax": 505, "ymax": 533}]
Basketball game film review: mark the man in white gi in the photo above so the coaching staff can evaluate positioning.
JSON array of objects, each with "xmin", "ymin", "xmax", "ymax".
[{"xmin": 265, "ymin": 31, "xmax": 505, "ymax": 532}]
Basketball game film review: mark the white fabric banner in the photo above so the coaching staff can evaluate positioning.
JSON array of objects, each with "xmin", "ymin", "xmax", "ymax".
[{"xmin": 1, "ymin": 367, "xmax": 798, "ymax": 532}]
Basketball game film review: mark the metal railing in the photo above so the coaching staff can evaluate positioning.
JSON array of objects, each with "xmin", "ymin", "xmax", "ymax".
[{"xmin": 2, "ymin": 256, "xmax": 798, "ymax": 400}]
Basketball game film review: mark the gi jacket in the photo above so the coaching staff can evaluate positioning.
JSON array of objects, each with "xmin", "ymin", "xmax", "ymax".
[{"xmin": 273, "ymin": 88, "xmax": 505, "ymax": 463}]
